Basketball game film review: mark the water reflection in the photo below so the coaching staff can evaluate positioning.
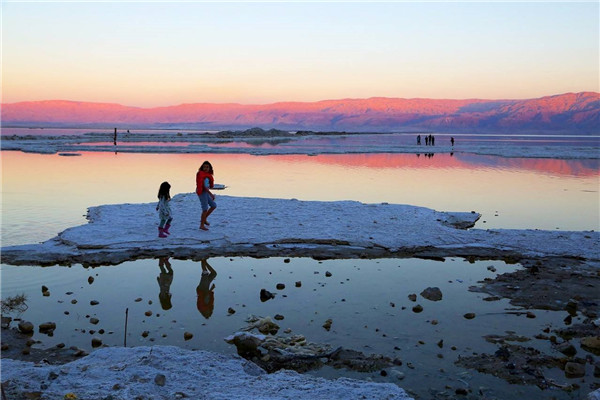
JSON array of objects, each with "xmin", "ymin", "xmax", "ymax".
[
  {"xmin": 157, "ymin": 257, "xmax": 173, "ymax": 310},
  {"xmin": 197, "ymin": 259, "xmax": 217, "ymax": 319}
]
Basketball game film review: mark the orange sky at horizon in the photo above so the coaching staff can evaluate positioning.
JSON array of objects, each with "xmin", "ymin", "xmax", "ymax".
[{"xmin": 2, "ymin": 2, "xmax": 598, "ymax": 107}]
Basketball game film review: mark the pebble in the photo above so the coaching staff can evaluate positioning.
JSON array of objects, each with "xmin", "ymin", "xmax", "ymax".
[
  {"xmin": 90, "ymin": 300, "xmax": 99, "ymax": 306},
  {"xmin": 145, "ymin": 311, "xmax": 153, "ymax": 317},
  {"xmin": 91, "ymin": 337, "xmax": 102, "ymax": 347},
  {"xmin": 90, "ymin": 317, "xmax": 99, "ymax": 325},
  {"xmin": 295, "ymin": 281, "xmax": 302, "ymax": 287},
  {"xmin": 464, "ymin": 313, "xmax": 476, "ymax": 319},
  {"xmin": 154, "ymin": 374, "xmax": 166, "ymax": 386},
  {"xmin": 276, "ymin": 283, "xmax": 285, "ymax": 290},
  {"xmin": 184, "ymin": 332, "xmax": 193, "ymax": 340},
  {"xmin": 18, "ymin": 320, "xmax": 34, "ymax": 334},
  {"xmin": 412, "ymin": 305, "xmax": 423, "ymax": 313},
  {"xmin": 322, "ymin": 319, "xmax": 333, "ymax": 331},
  {"xmin": 227, "ymin": 307, "xmax": 236, "ymax": 315}
]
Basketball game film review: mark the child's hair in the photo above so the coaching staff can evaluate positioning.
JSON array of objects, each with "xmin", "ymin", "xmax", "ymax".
[
  {"xmin": 158, "ymin": 181, "xmax": 171, "ymax": 200},
  {"xmin": 200, "ymin": 161, "xmax": 214, "ymax": 175}
]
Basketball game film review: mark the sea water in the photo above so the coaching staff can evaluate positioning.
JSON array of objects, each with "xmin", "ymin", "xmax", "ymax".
[{"xmin": 1, "ymin": 149, "xmax": 599, "ymax": 400}]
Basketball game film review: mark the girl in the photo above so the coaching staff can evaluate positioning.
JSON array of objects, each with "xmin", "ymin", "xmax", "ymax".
[
  {"xmin": 196, "ymin": 161, "xmax": 217, "ymax": 230},
  {"xmin": 156, "ymin": 181, "xmax": 173, "ymax": 238}
]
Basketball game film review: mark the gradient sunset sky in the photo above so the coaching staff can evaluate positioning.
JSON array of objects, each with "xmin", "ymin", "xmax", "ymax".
[{"xmin": 2, "ymin": 1, "xmax": 599, "ymax": 107}]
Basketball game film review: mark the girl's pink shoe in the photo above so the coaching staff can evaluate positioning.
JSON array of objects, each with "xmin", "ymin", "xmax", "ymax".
[
  {"xmin": 158, "ymin": 227, "xmax": 167, "ymax": 238},
  {"xmin": 163, "ymin": 224, "xmax": 171, "ymax": 235}
]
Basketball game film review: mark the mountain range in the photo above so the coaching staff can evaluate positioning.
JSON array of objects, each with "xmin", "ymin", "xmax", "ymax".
[{"xmin": 2, "ymin": 92, "xmax": 598, "ymax": 133}]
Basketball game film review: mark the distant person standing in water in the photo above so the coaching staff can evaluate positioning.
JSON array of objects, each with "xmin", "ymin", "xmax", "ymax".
[
  {"xmin": 113, "ymin": 128, "xmax": 117, "ymax": 145},
  {"xmin": 156, "ymin": 181, "xmax": 173, "ymax": 238},
  {"xmin": 451, "ymin": 137, "xmax": 455, "ymax": 146},
  {"xmin": 417, "ymin": 135, "xmax": 421, "ymax": 145},
  {"xmin": 196, "ymin": 160, "xmax": 217, "ymax": 231}
]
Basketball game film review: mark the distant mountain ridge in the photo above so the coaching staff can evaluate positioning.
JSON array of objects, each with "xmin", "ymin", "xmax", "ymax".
[{"xmin": 2, "ymin": 92, "xmax": 599, "ymax": 133}]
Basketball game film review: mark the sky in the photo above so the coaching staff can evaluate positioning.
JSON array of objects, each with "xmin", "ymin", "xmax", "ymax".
[{"xmin": 1, "ymin": 1, "xmax": 599, "ymax": 107}]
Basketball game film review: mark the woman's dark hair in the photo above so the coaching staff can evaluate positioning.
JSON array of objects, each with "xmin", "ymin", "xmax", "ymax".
[
  {"xmin": 200, "ymin": 161, "xmax": 214, "ymax": 175},
  {"xmin": 158, "ymin": 181, "xmax": 171, "ymax": 200}
]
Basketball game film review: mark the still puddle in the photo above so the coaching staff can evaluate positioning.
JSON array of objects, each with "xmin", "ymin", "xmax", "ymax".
[{"xmin": 1, "ymin": 256, "xmax": 592, "ymax": 399}]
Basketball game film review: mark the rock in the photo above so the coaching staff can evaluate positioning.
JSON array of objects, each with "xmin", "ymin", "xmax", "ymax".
[
  {"xmin": 1, "ymin": 316, "xmax": 12, "ymax": 329},
  {"xmin": 408, "ymin": 294, "xmax": 417, "ymax": 302},
  {"xmin": 145, "ymin": 311, "xmax": 152, "ymax": 317},
  {"xmin": 42, "ymin": 291, "xmax": 50, "ymax": 297},
  {"xmin": 41, "ymin": 285, "xmax": 49, "ymax": 293},
  {"xmin": 90, "ymin": 300, "xmax": 99, "ymax": 306},
  {"xmin": 39, "ymin": 322, "xmax": 56, "ymax": 332},
  {"xmin": 487, "ymin": 266, "xmax": 497, "ymax": 272},
  {"xmin": 90, "ymin": 317, "xmax": 99, "ymax": 325},
  {"xmin": 325, "ymin": 271, "xmax": 332, "ymax": 277},
  {"xmin": 274, "ymin": 314, "xmax": 284, "ymax": 320},
  {"xmin": 135, "ymin": 298, "xmax": 142, "ymax": 302},
  {"xmin": 18, "ymin": 321, "xmax": 34, "ymax": 334},
  {"xmin": 154, "ymin": 374, "xmax": 166, "ymax": 386},
  {"xmin": 295, "ymin": 281, "xmax": 302, "ymax": 287},
  {"xmin": 420, "ymin": 287, "xmax": 443, "ymax": 301},
  {"xmin": 228, "ymin": 307, "xmax": 236, "ymax": 315},
  {"xmin": 464, "ymin": 313, "xmax": 476, "ymax": 319},
  {"xmin": 283, "ymin": 258, "xmax": 290, "ymax": 263},
  {"xmin": 412, "ymin": 305, "xmax": 423, "ymax": 313},
  {"xmin": 184, "ymin": 332, "xmax": 193, "ymax": 340},
  {"xmin": 260, "ymin": 289, "xmax": 275, "ymax": 302},
  {"xmin": 390, "ymin": 370, "xmax": 405, "ymax": 380},
  {"xmin": 581, "ymin": 336, "xmax": 600, "ymax": 353},
  {"xmin": 91, "ymin": 337, "xmax": 102, "ymax": 347},
  {"xmin": 22, "ymin": 347, "xmax": 30, "ymax": 355},
  {"xmin": 564, "ymin": 361, "xmax": 585, "ymax": 378},
  {"xmin": 276, "ymin": 283, "xmax": 285, "ymax": 290},
  {"xmin": 323, "ymin": 319, "xmax": 333, "ymax": 331},
  {"xmin": 88, "ymin": 276, "xmax": 94, "ymax": 284},
  {"xmin": 1, "ymin": 344, "xmax": 8, "ymax": 351},
  {"xmin": 556, "ymin": 342, "xmax": 577, "ymax": 357},
  {"xmin": 141, "ymin": 331, "xmax": 149, "ymax": 338},
  {"xmin": 71, "ymin": 299, "xmax": 77, "ymax": 304},
  {"xmin": 526, "ymin": 311, "xmax": 536, "ymax": 318}
]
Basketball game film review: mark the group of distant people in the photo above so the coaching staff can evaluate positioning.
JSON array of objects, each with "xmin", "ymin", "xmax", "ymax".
[{"xmin": 416, "ymin": 134, "xmax": 454, "ymax": 147}]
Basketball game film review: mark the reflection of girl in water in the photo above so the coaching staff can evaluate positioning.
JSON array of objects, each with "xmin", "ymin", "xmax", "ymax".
[
  {"xmin": 196, "ymin": 259, "xmax": 217, "ymax": 319},
  {"xmin": 157, "ymin": 257, "xmax": 173, "ymax": 310}
]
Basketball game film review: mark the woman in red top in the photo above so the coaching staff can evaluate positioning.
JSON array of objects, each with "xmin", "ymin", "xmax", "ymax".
[{"xmin": 196, "ymin": 161, "xmax": 217, "ymax": 230}]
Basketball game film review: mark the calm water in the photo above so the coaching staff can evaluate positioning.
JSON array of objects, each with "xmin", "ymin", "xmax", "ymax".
[{"xmin": 1, "ymin": 149, "xmax": 599, "ymax": 399}]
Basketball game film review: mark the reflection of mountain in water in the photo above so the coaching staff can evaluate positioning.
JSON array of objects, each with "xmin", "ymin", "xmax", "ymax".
[{"xmin": 300, "ymin": 153, "xmax": 598, "ymax": 178}]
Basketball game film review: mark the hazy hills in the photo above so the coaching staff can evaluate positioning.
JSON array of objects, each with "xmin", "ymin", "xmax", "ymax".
[{"xmin": 2, "ymin": 92, "xmax": 598, "ymax": 133}]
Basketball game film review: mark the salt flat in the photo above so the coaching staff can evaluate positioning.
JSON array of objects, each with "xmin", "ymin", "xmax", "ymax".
[{"xmin": 1, "ymin": 194, "xmax": 597, "ymax": 267}]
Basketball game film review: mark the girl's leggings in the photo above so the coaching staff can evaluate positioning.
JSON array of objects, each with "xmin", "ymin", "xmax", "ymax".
[{"xmin": 159, "ymin": 217, "xmax": 173, "ymax": 228}]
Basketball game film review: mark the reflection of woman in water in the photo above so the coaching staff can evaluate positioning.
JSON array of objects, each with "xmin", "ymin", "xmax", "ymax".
[
  {"xmin": 157, "ymin": 256, "xmax": 174, "ymax": 310},
  {"xmin": 196, "ymin": 259, "xmax": 217, "ymax": 319}
]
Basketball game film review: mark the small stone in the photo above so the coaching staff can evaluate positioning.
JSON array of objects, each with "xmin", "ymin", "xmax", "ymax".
[
  {"xmin": 135, "ymin": 298, "xmax": 142, "ymax": 302},
  {"xmin": 276, "ymin": 283, "xmax": 285, "ymax": 290},
  {"xmin": 325, "ymin": 271, "xmax": 332, "ymax": 277},
  {"xmin": 564, "ymin": 361, "xmax": 585, "ymax": 378},
  {"xmin": 154, "ymin": 374, "xmax": 166, "ymax": 386},
  {"xmin": 420, "ymin": 287, "xmax": 443, "ymax": 301},
  {"xmin": 90, "ymin": 300, "xmax": 99, "ymax": 306},
  {"xmin": 88, "ymin": 276, "xmax": 94, "ymax": 284},
  {"xmin": 412, "ymin": 304, "xmax": 423, "ymax": 313},
  {"xmin": 141, "ymin": 331, "xmax": 149, "ymax": 338},
  {"xmin": 408, "ymin": 294, "xmax": 417, "ymax": 302},
  {"xmin": 41, "ymin": 285, "xmax": 49, "ymax": 293},
  {"xmin": 184, "ymin": 332, "xmax": 193, "ymax": 340},
  {"xmin": 39, "ymin": 322, "xmax": 56, "ymax": 332},
  {"xmin": 43, "ymin": 291, "xmax": 50, "ymax": 297},
  {"xmin": 56, "ymin": 343, "xmax": 65, "ymax": 348},
  {"xmin": 556, "ymin": 342, "xmax": 577, "ymax": 357},
  {"xmin": 295, "ymin": 281, "xmax": 302, "ymax": 287},
  {"xmin": 91, "ymin": 337, "xmax": 102, "ymax": 347},
  {"xmin": 90, "ymin": 318, "xmax": 99, "ymax": 325},
  {"xmin": 464, "ymin": 313, "xmax": 476, "ymax": 319},
  {"xmin": 526, "ymin": 311, "xmax": 536, "ymax": 318},
  {"xmin": 227, "ymin": 307, "xmax": 236, "ymax": 315},
  {"xmin": 455, "ymin": 388, "xmax": 468, "ymax": 395},
  {"xmin": 18, "ymin": 321, "xmax": 34, "ymax": 334},
  {"xmin": 71, "ymin": 299, "xmax": 77, "ymax": 304},
  {"xmin": 322, "ymin": 319, "xmax": 333, "ymax": 331},
  {"xmin": 145, "ymin": 311, "xmax": 152, "ymax": 317},
  {"xmin": 21, "ymin": 346, "xmax": 31, "ymax": 355},
  {"xmin": 274, "ymin": 314, "xmax": 284, "ymax": 320},
  {"xmin": 284, "ymin": 258, "xmax": 290, "ymax": 263},
  {"xmin": 260, "ymin": 289, "xmax": 275, "ymax": 302},
  {"xmin": 1, "ymin": 344, "xmax": 8, "ymax": 351}
]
